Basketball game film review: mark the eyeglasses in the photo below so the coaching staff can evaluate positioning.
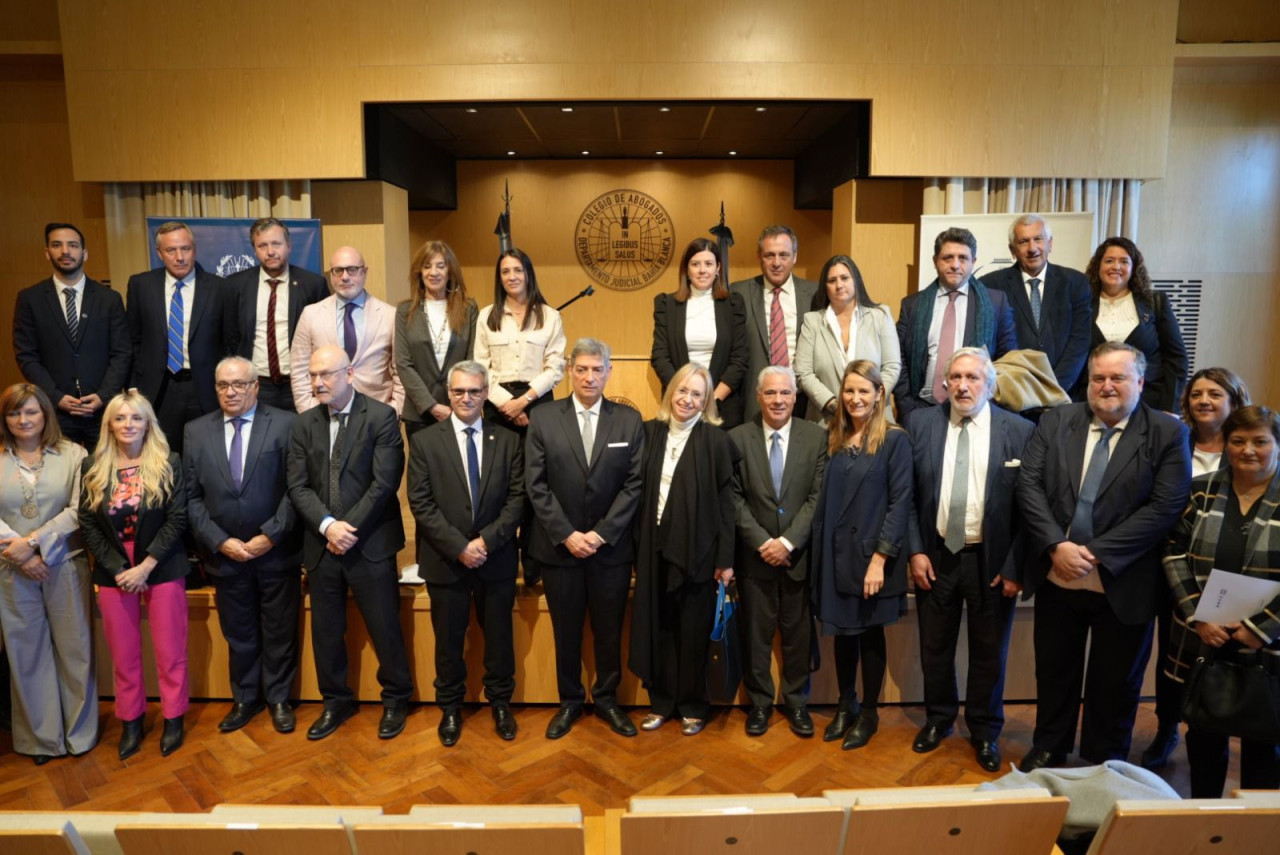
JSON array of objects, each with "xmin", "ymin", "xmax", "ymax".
[
  {"xmin": 308, "ymin": 369, "xmax": 347, "ymax": 382},
  {"xmin": 449, "ymin": 387, "xmax": 485, "ymax": 399},
  {"xmin": 329, "ymin": 265, "xmax": 366, "ymax": 277},
  {"xmin": 215, "ymin": 380, "xmax": 257, "ymax": 393}
]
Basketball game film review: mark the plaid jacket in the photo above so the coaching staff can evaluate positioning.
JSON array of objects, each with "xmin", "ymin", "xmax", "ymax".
[{"xmin": 1162, "ymin": 468, "xmax": 1280, "ymax": 683}]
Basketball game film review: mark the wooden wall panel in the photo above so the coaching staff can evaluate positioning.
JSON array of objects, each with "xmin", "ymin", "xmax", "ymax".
[{"xmin": 1177, "ymin": 0, "xmax": 1280, "ymax": 43}]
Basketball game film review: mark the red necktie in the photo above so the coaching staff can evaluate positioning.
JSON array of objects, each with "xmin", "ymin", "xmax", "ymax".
[
  {"xmin": 769, "ymin": 286, "xmax": 789, "ymax": 367},
  {"xmin": 932, "ymin": 289, "xmax": 961, "ymax": 402},
  {"xmin": 266, "ymin": 278, "xmax": 282, "ymax": 382}
]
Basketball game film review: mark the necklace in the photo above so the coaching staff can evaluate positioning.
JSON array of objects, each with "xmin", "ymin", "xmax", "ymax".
[
  {"xmin": 424, "ymin": 301, "xmax": 450, "ymax": 352},
  {"xmin": 8, "ymin": 447, "xmax": 44, "ymax": 518}
]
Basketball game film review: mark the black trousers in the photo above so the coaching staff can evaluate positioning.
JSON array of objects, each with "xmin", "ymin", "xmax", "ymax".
[
  {"xmin": 307, "ymin": 553, "xmax": 413, "ymax": 708},
  {"xmin": 915, "ymin": 546, "xmax": 1016, "ymax": 740},
  {"xmin": 648, "ymin": 574, "xmax": 717, "ymax": 720},
  {"xmin": 739, "ymin": 572, "xmax": 811, "ymax": 710},
  {"xmin": 212, "ymin": 567, "xmax": 301, "ymax": 705},
  {"xmin": 1032, "ymin": 583, "xmax": 1153, "ymax": 761},
  {"xmin": 541, "ymin": 559, "xmax": 631, "ymax": 707},
  {"xmin": 154, "ymin": 373, "xmax": 205, "ymax": 456},
  {"xmin": 426, "ymin": 575, "xmax": 517, "ymax": 709},
  {"xmin": 1186, "ymin": 728, "xmax": 1280, "ymax": 797},
  {"xmin": 56, "ymin": 410, "xmax": 101, "ymax": 448},
  {"xmin": 255, "ymin": 377, "xmax": 295, "ymax": 413},
  {"xmin": 1151, "ymin": 595, "xmax": 1183, "ymax": 725},
  {"xmin": 834, "ymin": 627, "xmax": 887, "ymax": 713}
]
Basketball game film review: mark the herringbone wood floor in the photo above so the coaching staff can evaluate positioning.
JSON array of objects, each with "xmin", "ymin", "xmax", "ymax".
[{"xmin": 0, "ymin": 701, "xmax": 1207, "ymax": 812}]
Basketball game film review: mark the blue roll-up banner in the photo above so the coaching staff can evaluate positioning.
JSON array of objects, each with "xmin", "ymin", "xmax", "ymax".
[{"xmin": 145, "ymin": 217, "xmax": 324, "ymax": 278}]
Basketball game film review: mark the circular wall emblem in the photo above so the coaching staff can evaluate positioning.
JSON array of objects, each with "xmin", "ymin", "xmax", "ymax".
[{"xmin": 574, "ymin": 189, "xmax": 675, "ymax": 291}]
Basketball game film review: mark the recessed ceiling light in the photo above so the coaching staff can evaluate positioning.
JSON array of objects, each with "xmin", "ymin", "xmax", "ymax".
[
  {"xmin": 581, "ymin": 150, "xmax": 590, "ymax": 155},
  {"xmin": 659, "ymin": 107, "xmax": 671, "ymax": 112},
  {"xmin": 654, "ymin": 150, "xmax": 664, "ymax": 155},
  {"xmin": 561, "ymin": 107, "xmax": 574, "ymax": 112},
  {"xmin": 464, "ymin": 108, "xmax": 478, "ymax": 113},
  {"xmin": 755, "ymin": 107, "xmax": 767, "ymax": 112},
  {"xmin": 728, "ymin": 150, "xmax": 738, "ymax": 156},
  {"xmin": 507, "ymin": 151, "xmax": 516, "ymax": 156}
]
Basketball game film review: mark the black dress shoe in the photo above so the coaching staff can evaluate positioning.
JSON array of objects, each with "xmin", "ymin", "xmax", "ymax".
[
  {"xmin": 269, "ymin": 702, "xmax": 296, "ymax": 734},
  {"xmin": 595, "ymin": 704, "xmax": 637, "ymax": 737},
  {"xmin": 118, "ymin": 715, "xmax": 145, "ymax": 760},
  {"xmin": 492, "ymin": 703, "xmax": 517, "ymax": 741},
  {"xmin": 378, "ymin": 706, "xmax": 408, "ymax": 739},
  {"xmin": 912, "ymin": 723, "xmax": 953, "ymax": 754},
  {"xmin": 307, "ymin": 703, "xmax": 357, "ymax": 740},
  {"xmin": 783, "ymin": 705, "xmax": 815, "ymax": 738},
  {"xmin": 546, "ymin": 704, "xmax": 583, "ymax": 739},
  {"xmin": 745, "ymin": 707, "xmax": 771, "ymax": 736},
  {"xmin": 218, "ymin": 701, "xmax": 265, "ymax": 733},
  {"xmin": 1018, "ymin": 747, "xmax": 1066, "ymax": 772},
  {"xmin": 824, "ymin": 706, "xmax": 855, "ymax": 742},
  {"xmin": 439, "ymin": 709, "xmax": 463, "ymax": 746},
  {"xmin": 973, "ymin": 740, "xmax": 1002, "ymax": 772},
  {"xmin": 33, "ymin": 754, "xmax": 53, "ymax": 766},
  {"xmin": 160, "ymin": 716, "xmax": 185, "ymax": 757},
  {"xmin": 1140, "ymin": 721, "xmax": 1180, "ymax": 770},
  {"xmin": 842, "ymin": 711, "xmax": 879, "ymax": 750}
]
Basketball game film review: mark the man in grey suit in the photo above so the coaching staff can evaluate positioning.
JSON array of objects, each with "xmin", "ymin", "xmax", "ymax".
[
  {"xmin": 729, "ymin": 366, "xmax": 826, "ymax": 737},
  {"xmin": 184, "ymin": 356, "xmax": 301, "ymax": 734},
  {"xmin": 407, "ymin": 360, "xmax": 524, "ymax": 746},
  {"xmin": 906, "ymin": 347, "xmax": 1035, "ymax": 771},
  {"xmin": 730, "ymin": 225, "xmax": 818, "ymax": 422},
  {"xmin": 526, "ymin": 338, "xmax": 644, "ymax": 740},
  {"xmin": 980, "ymin": 214, "xmax": 1092, "ymax": 396}
]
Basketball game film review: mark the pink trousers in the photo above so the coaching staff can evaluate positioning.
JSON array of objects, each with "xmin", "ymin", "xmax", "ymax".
[{"xmin": 97, "ymin": 579, "xmax": 190, "ymax": 720}]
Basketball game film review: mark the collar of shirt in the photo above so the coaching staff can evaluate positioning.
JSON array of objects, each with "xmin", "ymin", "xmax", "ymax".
[
  {"xmin": 328, "ymin": 395, "xmax": 355, "ymax": 419},
  {"xmin": 573, "ymin": 396, "xmax": 603, "ymax": 419},
  {"xmin": 937, "ymin": 280, "xmax": 970, "ymax": 302},
  {"xmin": 763, "ymin": 418, "xmax": 792, "ymax": 446},
  {"xmin": 54, "ymin": 274, "xmax": 86, "ymax": 293},
  {"xmin": 451, "ymin": 413, "xmax": 483, "ymax": 436},
  {"xmin": 1021, "ymin": 265, "xmax": 1049, "ymax": 285},
  {"xmin": 949, "ymin": 402, "xmax": 991, "ymax": 431},
  {"xmin": 1091, "ymin": 414, "xmax": 1131, "ymax": 434},
  {"xmin": 337, "ymin": 291, "xmax": 367, "ymax": 311},
  {"xmin": 766, "ymin": 275, "xmax": 794, "ymax": 296},
  {"xmin": 225, "ymin": 405, "xmax": 258, "ymax": 427},
  {"xmin": 260, "ymin": 266, "xmax": 288, "ymax": 286},
  {"xmin": 165, "ymin": 271, "xmax": 194, "ymax": 290}
]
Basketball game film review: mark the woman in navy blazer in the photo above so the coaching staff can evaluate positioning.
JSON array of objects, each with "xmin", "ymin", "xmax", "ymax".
[
  {"xmin": 1076, "ymin": 237, "xmax": 1187, "ymax": 411},
  {"xmin": 811, "ymin": 359, "xmax": 912, "ymax": 750},
  {"xmin": 650, "ymin": 239, "xmax": 749, "ymax": 428}
]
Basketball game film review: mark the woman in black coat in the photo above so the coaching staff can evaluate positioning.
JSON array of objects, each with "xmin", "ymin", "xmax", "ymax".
[
  {"xmin": 630, "ymin": 363, "xmax": 737, "ymax": 735},
  {"xmin": 650, "ymin": 239, "xmax": 749, "ymax": 428},
  {"xmin": 811, "ymin": 359, "xmax": 911, "ymax": 750}
]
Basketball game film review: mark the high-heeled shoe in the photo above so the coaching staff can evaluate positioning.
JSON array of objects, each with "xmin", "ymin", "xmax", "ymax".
[
  {"xmin": 118, "ymin": 715, "xmax": 145, "ymax": 760},
  {"xmin": 160, "ymin": 716, "xmax": 185, "ymax": 756}
]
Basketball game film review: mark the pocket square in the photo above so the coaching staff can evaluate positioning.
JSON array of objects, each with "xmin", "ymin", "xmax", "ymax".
[
  {"xmin": 607, "ymin": 441, "xmax": 629, "ymax": 448},
  {"xmin": 1004, "ymin": 460, "xmax": 1022, "ymax": 468}
]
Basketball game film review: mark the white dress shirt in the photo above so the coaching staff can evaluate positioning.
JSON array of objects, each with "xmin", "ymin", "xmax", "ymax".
[
  {"xmin": 1022, "ymin": 265, "xmax": 1048, "ymax": 305},
  {"xmin": 762, "ymin": 417, "xmax": 796, "ymax": 552},
  {"xmin": 319, "ymin": 394, "xmax": 357, "ymax": 535},
  {"xmin": 823, "ymin": 306, "xmax": 858, "ymax": 364},
  {"xmin": 936, "ymin": 403, "xmax": 990, "ymax": 545},
  {"xmin": 54, "ymin": 274, "xmax": 86, "ymax": 329},
  {"xmin": 1054, "ymin": 415, "xmax": 1131, "ymax": 593},
  {"xmin": 451, "ymin": 413, "xmax": 484, "ymax": 503},
  {"xmin": 164, "ymin": 272, "xmax": 196, "ymax": 369},
  {"xmin": 252, "ymin": 268, "xmax": 292, "ymax": 377},
  {"xmin": 923, "ymin": 281, "xmax": 970, "ymax": 403},
  {"xmin": 222, "ymin": 405, "xmax": 257, "ymax": 474},
  {"xmin": 761, "ymin": 275, "xmax": 799, "ymax": 363},
  {"xmin": 475, "ymin": 304, "xmax": 567, "ymax": 405},
  {"xmin": 1096, "ymin": 291, "xmax": 1139, "ymax": 344}
]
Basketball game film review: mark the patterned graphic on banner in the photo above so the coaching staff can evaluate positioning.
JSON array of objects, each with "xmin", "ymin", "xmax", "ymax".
[
  {"xmin": 574, "ymin": 190, "xmax": 675, "ymax": 291},
  {"xmin": 146, "ymin": 217, "xmax": 324, "ymax": 278}
]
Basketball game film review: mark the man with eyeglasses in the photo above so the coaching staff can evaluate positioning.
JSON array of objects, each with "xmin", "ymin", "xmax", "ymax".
[
  {"xmin": 287, "ymin": 345, "xmax": 411, "ymax": 741},
  {"xmin": 226, "ymin": 218, "xmax": 328, "ymax": 412},
  {"xmin": 182, "ymin": 356, "xmax": 302, "ymax": 735},
  {"xmin": 289, "ymin": 246, "xmax": 404, "ymax": 415},
  {"xmin": 407, "ymin": 361, "xmax": 523, "ymax": 746},
  {"xmin": 126, "ymin": 220, "xmax": 235, "ymax": 454}
]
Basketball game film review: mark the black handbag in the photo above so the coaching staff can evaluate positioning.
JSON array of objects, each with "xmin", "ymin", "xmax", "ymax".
[
  {"xmin": 706, "ymin": 580, "xmax": 743, "ymax": 705},
  {"xmin": 1181, "ymin": 650, "xmax": 1280, "ymax": 743}
]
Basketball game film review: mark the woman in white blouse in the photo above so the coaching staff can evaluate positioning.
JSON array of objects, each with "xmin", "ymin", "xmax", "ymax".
[
  {"xmin": 1078, "ymin": 237, "xmax": 1188, "ymax": 411},
  {"xmin": 474, "ymin": 248, "xmax": 567, "ymax": 433},
  {"xmin": 795, "ymin": 255, "xmax": 901, "ymax": 424},
  {"xmin": 650, "ymin": 239, "xmax": 749, "ymax": 428}
]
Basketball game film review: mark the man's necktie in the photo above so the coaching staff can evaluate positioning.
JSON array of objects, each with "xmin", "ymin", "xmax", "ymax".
[
  {"xmin": 63, "ymin": 287, "xmax": 79, "ymax": 341},
  {"xmin": 167, "ymin": 282, "xmax": 185, "ymax": 374},
  {"xmin": 581, "ymin": 410, "xmax": 595, "ymax": 463},
  {"xmin": 769, "ymin": 286, "xmax": 789, "ymax": 367},
  {"xmin": 1029, "ymin": 277, "xmax": 1043, "ymax": 330},
  {"xmin": 931, "ymin": 289, "xmax": 961, "ymax": 402},
  {"xmin": 464, "ymin": 426, "xmax": 481, "ymax": 520},
  {"xmin": 1070, "ymin": 426, "xmax": 1119, "ymax": 544},
  {"xmin": 343, "ymin": 301, "xmax": 358, "ymax": 362},
  {"xmin": 769, "ymin": 430, "xmax": 784, "ymax": 499},
  {"xmin": 329, "ymin": 413, "xmax": 348, "ymax": 518},
  {"xmin": 267, "ymin": 278, "xmax": 282, "ymax": 381},
  {"xmin": 229, "ymin": 418, "xmax": 246, "ymax": 490},
  {"xmin": 944, "ymin": 417, "xmax": 971, "ymax": 554}
]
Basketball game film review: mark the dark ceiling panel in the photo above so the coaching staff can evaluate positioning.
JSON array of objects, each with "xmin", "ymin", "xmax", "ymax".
[{"xmin": 521, "ymin": 105, "xmax": 617, "ymax": 141}]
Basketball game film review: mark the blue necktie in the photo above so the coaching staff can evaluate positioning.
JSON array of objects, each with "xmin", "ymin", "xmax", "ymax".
[
  {"xmin": 1070, "ymin": 426, "xmax": 1119, "ymax": 544},
  {"xmin": 464, "ymin": 427, "xmax": 481, "ymax": 519},
  {"xmin": 343, "ymin": 301, "xmax": 358, "ymax": 361},
  {"xmin": 769, "ymin": 430, "xmax": 784, "ymax": 499},
  {"xmin": 167, "ymin": 281, "xmax": 185, "ymax": 373},
  {"xmin": 1029, "ymin": 278, "xmax": 1043, "ymax": 330},
  {"xmin": 229, "ymin": 417, "xmax": 246, "ymax": 489}
]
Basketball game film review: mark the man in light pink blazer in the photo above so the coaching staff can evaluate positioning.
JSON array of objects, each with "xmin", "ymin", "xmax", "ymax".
[{"xmin": 290, "ymin": 246, "xmax": 405, "ymax": 414}]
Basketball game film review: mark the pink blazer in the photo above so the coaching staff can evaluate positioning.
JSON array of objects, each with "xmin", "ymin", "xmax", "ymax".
[{"xmin": 290, "ymin": 293, "xmax": 405, "ymax": 415}]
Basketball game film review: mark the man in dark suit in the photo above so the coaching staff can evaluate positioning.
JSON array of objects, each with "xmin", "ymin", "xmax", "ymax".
[
  {"xmin": 906, "ymin": 347, "xmax": 1035, "ymax": 771},
  {"xmin": 126, "ymin": 220, "xmax": 234, "ymax": 454},
  {"xmin": 526, "ymin": 337, "xmax": 644, "ymax": 739},
  {"xmin": 980, "ymin": 214, "xmax": 1092, "ymax": 397},
  {"xmin": 728, "ymin": 366, "xmax": 826, "ymax": 738},
  {"xmin": 13, "ymin": 223, "xmax": 131, "ymax": 446},
  {"xmin": 407, "ymin": 360, "xmax": 524, "ymax": 746},
  {"xmin": 184, "ymin": 356, "xmax": 301, "ymax": 735},
  {"xmin": 1017, "ymin": 341, "xmax": 1191, "ymax": 771},
  {"xmin": 226, "ymin": 217, "xmax": 329, "ymax": 412},
  {"xmin": 286, "ymin": 345, "xmax": 412, "ymax": 741},
  {"xmin": 894, "ymin": 227, "xmax": 1017, "ymax": 426},
  {"xmin": 730, "ymin": 225, "xmax": 819, "ymax": 422}
]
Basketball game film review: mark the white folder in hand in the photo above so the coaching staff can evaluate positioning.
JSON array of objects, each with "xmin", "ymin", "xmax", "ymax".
[{"xmin": 1192, "ymin": 568, "xmax": 1280, "ymax": 624}]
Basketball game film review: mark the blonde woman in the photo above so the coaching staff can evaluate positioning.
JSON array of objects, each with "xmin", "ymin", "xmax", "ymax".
[{"xmin": 80, "ymin": 390, "xmax": 189, "ymax": 760}]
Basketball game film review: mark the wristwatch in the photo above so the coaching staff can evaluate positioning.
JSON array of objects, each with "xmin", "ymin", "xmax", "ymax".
[
  {"xmin": 525, "ymin": 392, "xmax": 537, "ymax": 404},
  {"xmin": 26, "ymin": 536, "xmax": 39, "ymax": 552}
]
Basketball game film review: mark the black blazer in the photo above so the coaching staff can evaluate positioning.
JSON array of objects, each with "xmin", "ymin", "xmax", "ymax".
[
  {"xmin": 79, "ymin": 452, "xmax": 189, "ymax": 587},
  {"xmin": 728, "ymin": 416, "xmax": 827, "ymax": 582},
  {"xmin": 286, "ymin": 392, "xmax": 406, "ymax": 569},
  {"xmin": 650, "ymin": 291, "xmax": 749, "ymax": 427},
  {"xmin": 1018, "ymin": 402, "xmax": 1191, "ymax": 624},
  {"xmin": 407, "ymin": 417, "xmax": 524, "ymax": 584},
  {"xmin": 525, "ymin": 397, "xmax": 645, "ymax": 567},
  {"xmin": 13, "ymin": 277, "xmax": 131, "ymax": 407},
  {"xmin": 126, "ymin": 267, "xmax": 234, "ymax": 414},
  {"xmin": 226, "ymin": 264, "xmax": 329, "ymax": 367},
  {"xmin": 906, "ymin": 402, "xmax": 1036, "ymax": 584},
  {"xmin": 182, "ymin": 404, "xmax": 300, "ymax": 576},
  {"xmin": 1077, "ymin": 292, "xmax": 1188, "ymax": 412},
  {"xmin": 395, "ymin": 298, "xmax": 479, "ymax": 424},
  {"xmin": 980, "ymin": 263, "xmax": 1092, "ymax": 393}
]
